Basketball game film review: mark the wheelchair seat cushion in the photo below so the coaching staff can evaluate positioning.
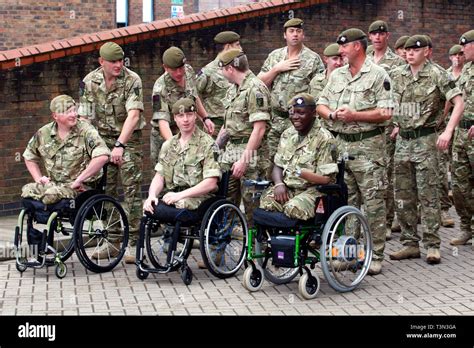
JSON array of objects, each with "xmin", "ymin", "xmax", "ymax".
[
  {"xmin": 253, "ymin": 208, "xmax": 300, "ymax": 228},
  {"xmin": 22, "ymin": 198, "xmax": 74, "ymax": 224},
  {"xmin": 146, "ymin": 201, "xmax": 200, "ymax": 226}
]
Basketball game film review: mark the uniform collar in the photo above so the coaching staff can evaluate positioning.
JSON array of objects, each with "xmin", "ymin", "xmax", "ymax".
[
  {"xmin": 238, "ymin": 70, "xmax": 253, "ymax": 91},
  {"xmin": 92, "ymin": 67, "xmax": 126, "ymax": 92}
]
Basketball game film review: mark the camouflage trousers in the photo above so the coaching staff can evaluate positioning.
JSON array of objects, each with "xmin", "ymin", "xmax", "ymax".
[
  {"xmin": 337, "ymin": 134, "xmax": 387, "ymax": 261},
  {"xmin": 266, "ymin": 115, "xmax": 291, "ymax": 177},
  {"xmin": 104, "ymin": 135, "xmax": 143, "ymax": 241},
  {"xmin": 21, "ymin": 182, "xmax": 77, "ymax": 205},
  {"xmin": 437, "ymin": 144, "xmax": 453, "ymax": 212},
  {"xmin": 394, "ymin": 133, "xmax": 441, "ymax": 249},
  {"xmin": 260, "ymin": 185, "xmax": 319, "ymax": 220},
  {"xmin": 385, "ymin": 125, "xmax": 396, "ymax": 228},
  {"xmin": 173, "ymin": 194, "xmax": 213, "ymax": 210},
  {"xmin": 451, "ymin": 127, "xmax": 474, "ymax": 236}
]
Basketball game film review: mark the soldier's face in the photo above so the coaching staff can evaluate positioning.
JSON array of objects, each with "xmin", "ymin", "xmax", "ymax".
[
  {"xmin": 396, "ymin": 47, "xmax": 407, "ymax": 61},
  {"xmin": 406, "ymin": 47, "xmax": 428, "ymax": 66},
  {"xmin": 174, "ymin": 111, "xmax": 196, "ymax": 133},
  {"xmin": 284, "ymin": 28, "xmax": 304, "ymax": 47},
  {"xmin": 226, "ymin": 41, "xmax": 242, "ymax": 50},
  {"xmin": 165, "ymin": 65, "xmax": 186, "ymax": 83},
  {"xmin": 325, "ymin": 55, "xmax": 344, "ymax": 71},
  {"xmin": 369, "ymin": 32, "xmax": 389, "ymax": 50},
  {"xmin": 338, "ymin": 42, "xmax": 358, "ymax": 63},
  {"xmin": 53, "ymin": 106, "xmax": 78, "ymax": 129},
  {"xmin": 99, "ymin": 58, "xmax": 123, "ymax": 78},
  {"xmin": 449, "ymin": 52, "xmax": 465, "ymax": 68},
  {"xmin": 463, "ymin": 42, "xmax": 474, "ymax": 61},
  {"xmin": 221, "ymin": 65, "xmax": 234, "ymax": 83},
  {"xmin": 289, "ymin": 106, "xmax": 314, "ymax": 133}
]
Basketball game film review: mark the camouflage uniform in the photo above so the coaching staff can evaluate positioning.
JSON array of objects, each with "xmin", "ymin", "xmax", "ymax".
[
  {"xmin": 309, "ymin": 70, "xmax": 335, "ymax": 131},
  {"xmin": 368, "ymin": 47, "xmax": 405, "ymax": 231},
  {"xmin": 259, "ymin": 46, "xmax": 324, "ymax": 160},
  {"xmin": 22, "ymin": 120, "xmax": 110, "ymax": 204},
  {"xmin": 196, "ymin": 58, "xmax": 234, "ymax": 136},
  {"xmin": 221, "ymin": 70, "xmax": 271, "ymax": 227},
  {"xmin": 391, "ymin": 61, "xmax": 462, "ymax": 249},
  {"xmin": 260, "ymin": 119, "xmax": 338, "ymax": 219},
  {"xmin": 78, "ymin": 66, "xmax": 145, "ymax": 239},
  {"xmin": 155, "ymin": 128, "xmax": 221, "ymax": 210},
  {"xmin": 317, "ymin": 58, "xmax": 393, "ymax": 261},
  {"xmin": 452, "ymin": 61, "xmax": 474, "ymax": 239},
  {"xmin": 151, "ymin": 64, "xmax": 199, "ymax": 167}
]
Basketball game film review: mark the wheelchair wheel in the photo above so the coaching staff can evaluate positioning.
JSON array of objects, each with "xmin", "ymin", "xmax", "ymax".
[
  {"xmin": 199, "ymin": 200, "xmax": 247, "ymax": 279},
  {"xmin": 55, "ymin": 263, "xmax": 67, "ymax": 279},
  {"xmin": 145, "ymin": 222, "xmax": 193, "ymax": 271},
  {"xmin": 254, "ymin": 231, "xmax": 298, "ymax": 285},
  {"xmin": 320, "ymin": 206, "xmax": 372, "ymax": 292},
  {"xmin": 73, "ymin": 194, "xmax": 129, "ymax": 273},
  {"xmin": 298, "ymin": 272, "xmax": 320, "ymax": 300},
  {"xmin": 242, "ymin": 264, "xmax": 264, "ymax": 292},
  {"xmin": 136, "ymin": 268, "xmax": 149, "ymax": 280},
  {"xmin": 45, "ymin": 213, "xmax": 75, "ymax": 264}
]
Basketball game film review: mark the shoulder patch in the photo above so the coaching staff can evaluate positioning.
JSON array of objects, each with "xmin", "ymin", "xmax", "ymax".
[
  {"xmin": 383, "ymin": 78, "xmax": 391, "ymax": 91},
  {"xmin": 448, "ymin": 80, "xmax": 456, "ymax": 89},
  {"xmin": 256, "ymin": 92, "xmax": 264, "ymax": 107},
  {"xmin": 87, "ymin": 137, "xmax": 95, "ymax": 149},
  {"xmin": 134, "ymin": 86, "xmax": 141, "ymax": 96},
  {"xmin": 152, "ymin": 94, "xmax": 161, "ymax": 112}
]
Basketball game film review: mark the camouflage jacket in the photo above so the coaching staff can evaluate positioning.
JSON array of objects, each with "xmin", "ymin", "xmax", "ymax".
[
  {"xmin": 274, "ymin": 119, "xmax": 338, "ymax": 190},
  {"xmin": 223, "ymin": 71, "xmax": 271, "ymax": 139},
  {"xmin": 259, "ymin": 45, "xmax": 324, "ymax": 112},
  {"xmin": 391, "ymin": 61, "xmax": 462, "ymax": 129},
  {"xmin": 155, "ymin": 127, "xmax": 221, "ymax": 190},
  {"xmin": 23, "ymin": 120, "xmax": 110, "ymax": 184},
  {"xmin": 78, "ymin": 67, "xmax": 145, "ymax": 138},
  {"xmin": 317, "ymin": 58, "xmax": 393, "ymax": 134},
  {"xmin": 151, "ymin": 64, "xmax": 198, "ymax": 128},
  {"xmin": 367, "ymin": 47, "xmax": 405, "ymax": 73},
  {"xmin": 457, "ymin": 61, "xmax": 474, "ymax": 120}
]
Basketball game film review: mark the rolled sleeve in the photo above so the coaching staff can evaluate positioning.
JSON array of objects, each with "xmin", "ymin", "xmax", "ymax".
[
  {"xmin": 154, "ymin": 162, "xmax": 165, "ymax": 176},
  {"xmin": 85, "ymin": 128, "xmax": 111, "ymax": 159},
  {"xmin": 23, "ymin": 135, "xmax": 41, "ymax": 162},
  {"xmin": 125, "ymin": 78, "xmax": 144, "ymax": 112},
  {"xmin": 202, "ymin": 144, "xmax": 221, "ymax": 180}
]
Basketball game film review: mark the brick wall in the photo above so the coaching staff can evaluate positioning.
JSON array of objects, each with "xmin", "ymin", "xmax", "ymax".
[{"xmin": 0, "ymin": 0, "xmax": 473, "ymax": 215}]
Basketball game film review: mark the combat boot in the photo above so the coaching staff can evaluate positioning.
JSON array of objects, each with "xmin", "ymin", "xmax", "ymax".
[
  {"xmin": 389, "ymin": 246, "xmax": 421, "ymax": 260},
  {"xmin": 368, "ymin": 260, "xmax": 382, "ymax": 275},
  {"xmin": 391, "ymin": 218, "xmax": 401, "ymax": 232},
  {"xmin": 440, "ymin": 210, "xmax": 455, "ymax": 228},
  {"xmin": 426, "ymin": 248, "xmax": 441, "ymax": 264},
  {"xmin": 386, "ymin": 227, "xmax": 392, "ymax": 241},
  {"xmin": 91, "ymin": 241, "xmax": 121, "ymax": 259},
  {"xmin": 450, "ymin": 231, "xmax": 472, "ymax": 245}
]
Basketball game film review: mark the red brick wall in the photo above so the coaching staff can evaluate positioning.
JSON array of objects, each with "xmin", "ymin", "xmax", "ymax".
[{"xmin": 0, "ymin": 0, "xmax": 473, "ymax": 215}]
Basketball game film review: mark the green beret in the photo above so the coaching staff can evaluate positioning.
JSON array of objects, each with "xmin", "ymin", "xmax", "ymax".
[
  {"xmin": 218, "ymin": 49, "xmax": 244, "ymax": 67},
  {"xmin": 424, "ymin": 35, "xmax": 433, "ymax": 48},
  {"xmin": 163, "ymin": 47, "xmax": 186, "ymax": 69},
  {"xmin": 337, "ymin": 28, "xmax": 367, "ymax": 45},
  {"xmin": 50, "ymin": 95, "xmax": 76, "ymax": 114},
  {"xmin": 395, "ymin": 35, "xmax": 409, "ymax": 49},
  {"xmin": 99, "ymin": 42, "xmax": 124, "ymax": 61},
  {"xmin": 323, "ymin": 43, "xmax": 341, "ymax": 57},
  {"xmin": 288, "ymin": 93, "xmax": 316, "ymax": 108},
  {"xmin": 460, "ymin": 29, "xmax": 474, "ymax": 46},
  {"xmin": 284, "ymin": 18, "xmax": 303, "ymax": 29},
  {"xmin": 214, "ymin": 31, "xmax": 240, "ymax": 44},
  {"xmin": 172, "ymin": 98, "xmax": 196, "ymax": 115},
  {"xmin": 404, "ymin": 35, "xmax": 429, "ymax": 49},
  {"xmin": 369, "ymin": 20, "xmax": 389, "ymax": 33},
  {"xmin": 366, "ymin": 44, "xmax": 374, "ymax": 55},
  {"xmin": 449, "ymin": 44, "xmax": 463, "ymax": 56}
]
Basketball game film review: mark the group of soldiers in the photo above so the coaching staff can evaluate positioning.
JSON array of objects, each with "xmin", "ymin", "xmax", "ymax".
[{"xmin": 21, "ymin": 17, "xmax": 474, "ymax": 275}]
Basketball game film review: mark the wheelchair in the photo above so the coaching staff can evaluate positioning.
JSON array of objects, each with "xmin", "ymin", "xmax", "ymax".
[
  {"xmin": 14, "ymin": 165, "xmax": 129, "ymax": 278},
  {"xmin": 135, "ymin": 171, "xmax": 247, "ymax": 285},
  {"xmin": 243, "ymin": 158, "xmax": 373, "ymax": 299}
]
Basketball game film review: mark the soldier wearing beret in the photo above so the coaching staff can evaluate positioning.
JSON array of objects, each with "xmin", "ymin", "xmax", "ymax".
[
  {"xmin": 78, "ymin": 42, "xmax": 145, "ymax": 262},
  {"xmin": 316, "ymin": 28, "xmax": 393, "ymax": 275},
  {"xmin": 218, "ymin": 49, "xmax": 271, "ymax": 227},
  {"xmin": 150, "ymin": 46, "xmax": 215, "ymax": 168},
  {"xmin": 447, "ymin": 44, "xmax": 465, "ymax": 81},
  {"xmin": 388, "ymin": 35, "xmax": 464, "ymax": 264},
  {"xmin": 394, "ymin": 35, "xmax": 409, "ymax": 62},
  {"xmin": 260, "ymin": 93, "xmax": 338, "ymax": 220},
  {"xmin": 258, "ymin": 18, "xmax": 324, "ymax": 175},
  {"xmin": 196, "ymin": 31, "xmax": 241, "ymax": 137},
  {"xmin": 449, "ymin": 29, "xmax": 474, "ymax": 246},
  {"xmin": 367, "ymin": 20, "xmax": 405, "ymax": 241},
  {"xmin": 23, "ymin": 95, "xmax": 110, "ymax": 205}
]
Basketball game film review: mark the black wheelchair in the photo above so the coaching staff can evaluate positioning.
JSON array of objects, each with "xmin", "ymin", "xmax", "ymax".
[
  {"xmin": 243, "ymin": 158, "xmax": 373, "ymax": 299},
  {"xmin": 14, "ymin": 165, "xmax": 129, "ymax": 278},
  {"xmin": 135, "ymin": 171, "xmax": 247, "ymax": 285}
]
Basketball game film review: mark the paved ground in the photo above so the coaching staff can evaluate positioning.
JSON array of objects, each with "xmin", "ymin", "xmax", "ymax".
[{"xmin": 0, "ymin": 207, "xmax": 472, "ymax": 316}]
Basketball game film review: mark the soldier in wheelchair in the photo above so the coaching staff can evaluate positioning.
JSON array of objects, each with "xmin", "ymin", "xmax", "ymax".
[
  {"xmin": 137, "ymin": 98, "xmax": 247, "ymax": 284},
  {"xmin": 244, "ymin": 93, "xmax": 373, "ymax": 299},
  {"xmin": 15, "ymin": 95, "xmax": 132, "ymax": 278}
]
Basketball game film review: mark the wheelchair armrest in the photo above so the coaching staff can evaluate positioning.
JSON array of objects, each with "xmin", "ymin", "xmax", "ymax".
[{"xmin": 316, "ymin": 184, "xmax": 341, "ymax": 194}]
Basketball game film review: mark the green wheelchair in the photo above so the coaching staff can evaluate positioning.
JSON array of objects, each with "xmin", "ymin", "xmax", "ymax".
[{"xmin": 243, "ymin": 158, "xmax": 373, "ymax": 299}]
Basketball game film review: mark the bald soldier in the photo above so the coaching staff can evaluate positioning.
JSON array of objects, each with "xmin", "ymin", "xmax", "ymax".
[
  {"xmin": 260, "ymin": 93, "xmax": 338, "ymax": 220},
  {"xmin": 394, "ymin": 35, "xmax": 409, "ymax": 62},
  {"xmin": 150, "ymin": 46, "xmax": 215, "ymax": 167},
  {"xmin": 196, "ymin": 31, "xmax": 241, "ymax": 136},
  {"xmin": 450, "ymin": 29, "xmax": 474, "ymax": 246},
  {"xmin": 258, "ymin": 18, "xmax": 324, "ymax": 170},
  {"xmin": 23, "ymin": 95, "xmax": 110, "ymax": 204},
  {"xmin": 316, "ymin": 28, "xmax": 393, "ymax": 275},
  {"xmin": 388, "ymin": 35, "xmax": 464, "ymax": 264},
  {"xmin": 78, "ymin": 42, "xmax": 144, "ymax": 262}
]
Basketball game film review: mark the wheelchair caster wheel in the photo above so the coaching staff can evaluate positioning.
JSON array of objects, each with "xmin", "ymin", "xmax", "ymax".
[
  {"xmin": 181, "ymin": 267, "xmax": 193, "ymax": 285},
  {"xmin": 16, "ymin": 261, "xmax": 27, "ymax": 273},
  {"xmin": 242, "ymin": 265, "xmax": 263, "ymax": 292},
  {"xmin": 298, "ymin": 273, "xmax": 320, "ymax": 300},
  {"xmin": 55, "ymin": 263, "xmax": 67, "ymax": 279},
  {"xmin": 136, "ymin": 268, "xmax": 149, "ymax": 280}
]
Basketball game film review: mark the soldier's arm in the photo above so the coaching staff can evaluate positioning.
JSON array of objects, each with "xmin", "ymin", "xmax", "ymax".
[
  {"xmin": 71, "ymin": 155, "xmax": 109, "ymax": 190},
  {"xmin": 195, "ymin": 96, "xmax": 215, "ymax": 135},
  {"xmin": 437, "ymin": 94, "xmax": 464, "ymax": 150},
  {"xmin": 24, "ymin": 160, "xmax": 48, "ymax": 184},
  {"xmin": 258, "ymin": 59, "xmax": 300, "ymax": 87},
  {"xmin": 118, "ymin": 77, "xmax": 144, "ymax": 145},
  {"xmin": 144, "ymin": 172, "xmax": 165, "ymax": 213},
  {"xmin": 23, "ymin": 133, "xmax": 49, "ymax": 184},
  {"xmin": 158, "ymin": 120, "xmax": 173, "ymax": 140}
]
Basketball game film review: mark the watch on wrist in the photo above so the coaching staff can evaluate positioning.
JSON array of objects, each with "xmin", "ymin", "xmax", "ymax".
[{"xmin": 114, "ymin": 140, "xmax": 126, "ymax": 149}]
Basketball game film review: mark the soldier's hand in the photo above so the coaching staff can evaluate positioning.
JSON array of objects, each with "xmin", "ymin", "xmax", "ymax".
[
  {"xmin": 275, "ymin": 58, "xmax": 301, "ymax": 73},
  {"xmin": 436, "ymin": 130, "xmax": 452, "ymax": 151},
  {"xmin": 204, "ymin": 118, "xmax": 215, "ymax": 135},
  {"xmin": 143, "ymin": 196, "xmax": 158, "ymax": 213},
  {"xmin": 70, "ymin": 180, "xmax": 86, "ymax": 192},
  {"xmin": 36, "ymin": 176, "xmax": 50, "ymax": 185},
  {"xmin": 274, "ymin": 185, "xmax": 289, "ymax": 204},
  {"xmin": 468, "ymin": 126, "xmax": 474, "ymax": 140},
  {"xmin": 336, "ymin": 107, "xmax": 356, "ymax": 123},
  {"xmin": 390, "ymin": 127, "xmax": 400, "ymax": 140},
  {"xmin": 162, "ymin": 192, "xmax": 182, "ymax": 206},
  {"xmin": 111, "ymin": 147, "xmax": 124, "ymax": 166},
  {"xmin": 231, "ymin": 160, "xmax": 248, "ymax": 179}
]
